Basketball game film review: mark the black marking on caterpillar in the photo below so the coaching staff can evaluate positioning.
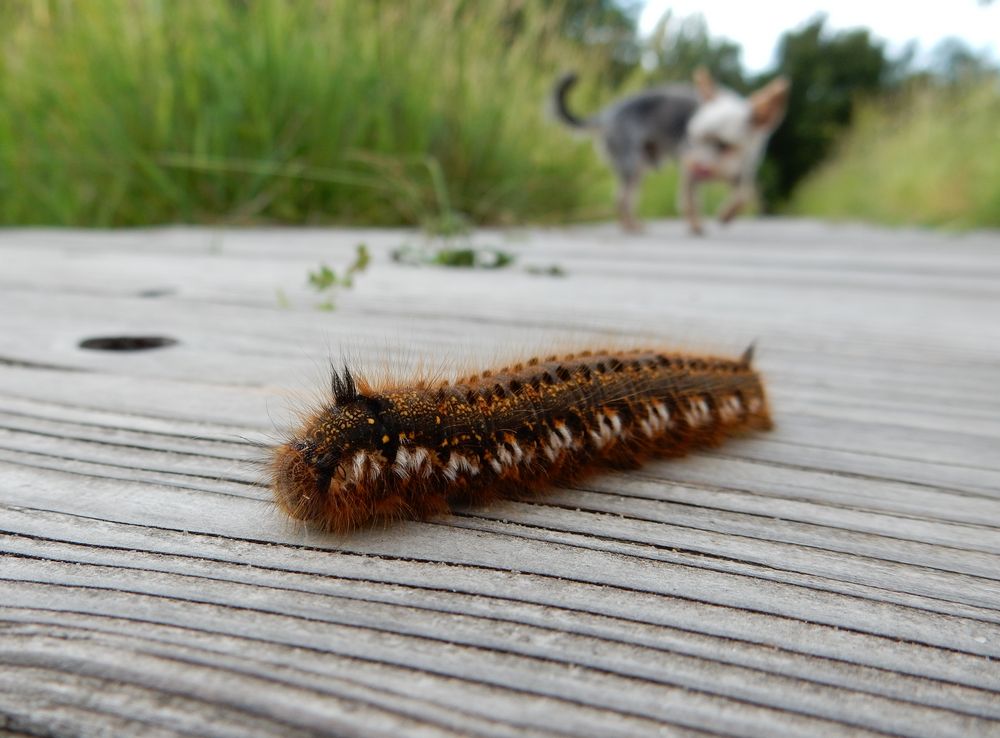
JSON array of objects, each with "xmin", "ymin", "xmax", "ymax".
[{"xmin": 271, "ymin": 347, "xmax": 772, "ymax": 532}]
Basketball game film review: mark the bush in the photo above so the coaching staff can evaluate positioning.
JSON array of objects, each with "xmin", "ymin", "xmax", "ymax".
[
  {"xmin": 789, "ymin": 80, "xmax": 1000, "ymax": 229},
  {"xmin": 0, "ymin": 0, "xmax": 628, "ymax": 226}
]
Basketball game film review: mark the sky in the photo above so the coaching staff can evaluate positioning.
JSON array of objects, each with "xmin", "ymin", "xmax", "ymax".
[{"xmin": 639, "ymin": 0, "xmax": 1000, "ymax": 72}]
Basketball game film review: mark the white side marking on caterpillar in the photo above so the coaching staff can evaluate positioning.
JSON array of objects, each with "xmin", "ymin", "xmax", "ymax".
[
  {"xmin": 497, "ymin": 446, "xmax": 513, "ymax": 467},
  {"xmin": 393, "ymin": 447, "xmax": 413, "ymax": 478}
]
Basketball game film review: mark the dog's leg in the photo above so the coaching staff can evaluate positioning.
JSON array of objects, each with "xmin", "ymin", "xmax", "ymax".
[
  {"xmin": 718, "ymin": 183, "xmax": 754, "ymax": 225},
  {"xmin": 678, "ymin": 170, "xmax": 703, "ymax": 236},
  {"xmin": 617, "ymin": 176, "xmax": 643, "ymax": 233}
]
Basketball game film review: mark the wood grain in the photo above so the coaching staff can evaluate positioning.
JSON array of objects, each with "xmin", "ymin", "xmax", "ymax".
[{"xmin": 1, "ymin": 221, "xmax": 998, "ymax": 737}]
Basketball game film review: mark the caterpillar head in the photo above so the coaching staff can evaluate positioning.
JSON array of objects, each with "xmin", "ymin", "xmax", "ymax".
[{"xmin": 270, "ymin": 368, "xmax": 392, "ymax": 528}]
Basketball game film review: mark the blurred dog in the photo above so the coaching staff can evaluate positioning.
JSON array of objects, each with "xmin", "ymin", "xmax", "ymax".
[{"xmin": 553, "ymin": 68, "xmax": 789, "ymax": 234}]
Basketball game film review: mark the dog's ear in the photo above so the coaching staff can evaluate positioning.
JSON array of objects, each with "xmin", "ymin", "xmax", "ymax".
[
  {"xmin": 749, "ymin": 77, "xmax": 790, "ymax": 130},
  {"xmin": 693, "ymin": 67, "xmax": 717, "ymax": 101}
]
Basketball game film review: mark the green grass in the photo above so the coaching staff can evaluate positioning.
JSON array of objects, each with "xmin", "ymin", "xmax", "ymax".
[
  {"xmin": 0, "ymin": 0, "xmax": 643, "ymax": 227},
  {"xmin": 7, "ymin": 2, "xmax": 991, "ymax": 230},
  {"xmin": 789, "ymin": 80, "xmax": 1000, "ymax": 229}
]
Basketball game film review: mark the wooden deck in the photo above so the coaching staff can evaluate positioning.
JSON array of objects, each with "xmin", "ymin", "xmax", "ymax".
[{"xmin": 1, "ymin": 220, "xmax": 998, "ymax": 738}]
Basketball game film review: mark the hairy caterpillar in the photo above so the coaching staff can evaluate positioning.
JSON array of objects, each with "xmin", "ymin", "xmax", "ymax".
[{"xmin": 271, "ymin": 347, "xmax": 771, "ymax": 532}]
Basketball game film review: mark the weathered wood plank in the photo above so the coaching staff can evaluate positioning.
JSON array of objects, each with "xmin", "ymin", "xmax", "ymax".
[{"xmin": 1, "ymin": 222, "xmax": 999, "ymax": 737}]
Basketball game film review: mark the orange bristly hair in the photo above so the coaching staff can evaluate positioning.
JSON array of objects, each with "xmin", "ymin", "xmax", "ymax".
[{"xmin": 271, "ymin": 346, "xmax": 771, "ymax": 532}]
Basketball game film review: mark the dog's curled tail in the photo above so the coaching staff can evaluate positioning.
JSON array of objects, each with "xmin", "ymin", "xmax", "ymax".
[{"xmin": 552, "ymin": 72, "xmax": 597, "ymax": 130}]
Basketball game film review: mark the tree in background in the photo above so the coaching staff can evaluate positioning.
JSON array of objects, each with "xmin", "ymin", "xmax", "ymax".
[
  {"xmin": 928, "ymin": 37, "xmax": 998, "ymax": 83},
  {"xmin": 642, "ymin": 13, "xmax": 747, "ymax": 92},
  {"xmin": 760, "ymin": 16, "xmax": 894, "ymax": 205},
  {"xmin": 503, "ymin": 0, "xmax": 644, "ymax": 84}
]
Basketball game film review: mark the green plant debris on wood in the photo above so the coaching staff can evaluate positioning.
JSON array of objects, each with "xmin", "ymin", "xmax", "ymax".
[
  {"xmin": 525, "ymin": 264, "xmax": 567, "ymax": 277},
  {"xmin": 297, "ymin": 242, "xmax": 370, "ymax": 310},
  {"xmin": 391, "ymin": 244, "xmax": 516, "ymax": 270},
  {"xmin": 307, "ymin": 264, "xmax": 338, "ymax": 291}
]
